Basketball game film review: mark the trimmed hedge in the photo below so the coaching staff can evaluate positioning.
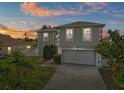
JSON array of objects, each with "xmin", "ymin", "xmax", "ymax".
[
  {"xmin": 53, "ymin": 54, "xmax": 61, "ymax": 64},
  {"xmin": 43, "ymin": 45, "xmax": 57, "ymax": 59}
]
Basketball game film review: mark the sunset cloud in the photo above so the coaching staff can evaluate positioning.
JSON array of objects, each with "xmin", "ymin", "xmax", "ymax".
[
  {"xmin": 71, "ymin": 2, "xmax": 109, "ymax": 15},
  {"xmin": 106, "ymin": 20, "xmax": 124, "ymax": 25},
  {"xmin": 110, "ymin": 14, "xmax": 124, "ymax": 18},
  {"xmin": 0, "ymin": 24, "xmax": 37, "ymax": 39},
  {"xmin": 84, "ymin": 2, "xmax": 108, "ymax": 10},
  {"xmin": 20, "ymin": 20, "xmax": 27, "ymax": 24},
  {"xmin": 82, "ymin": 3, "xmax": 124, "ymax": 19},
  {"xmin": 1, "ymin": 2, "xmax": 124, "ymax": 38},
  {"xmin": 10, "ymin": 21, "xmax": 17, "ymax": 24},
  {"xmin": 0, "ymin": 28, "xmax": 37, "ymax": 39},
  {"xmin": 21, "ymin": 2, "xmax": 79, "ymax": 17},
  {"xmin": 20, "ymin": 2, "xmax": 124, "ymax": 19}
]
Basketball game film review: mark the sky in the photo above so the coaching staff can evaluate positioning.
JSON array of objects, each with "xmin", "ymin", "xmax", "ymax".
[{"xmin": 0, "ymin": 2, "xmax": 124, "ymax": 33}]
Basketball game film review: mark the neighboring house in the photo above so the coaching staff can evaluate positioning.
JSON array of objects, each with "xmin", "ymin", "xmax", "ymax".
[
  {"xmin": 0, "ymin": 34, "xmax": 32, "ymax": 55},
  {"xmin": 37, "ymin": 21, "xmax": 105, "ymax": 67}
]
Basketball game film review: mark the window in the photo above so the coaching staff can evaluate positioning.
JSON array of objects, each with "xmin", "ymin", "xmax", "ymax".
[
  {"xmin": 43, "ymin": 33, "xmax": 48, "ymax": 41},
  {"xmin": 55, "ymin": 34, "xmax": 60, "ymax": 46},
  {"xmin": 26, "ymin": 45, "xmax": 31, "ymax": 49},
  {"xmin": 65, "ymin": 28, "xmax": 74, "ymax": 41},
  {"xmin": 8, "ymin": 47, "xmax": 11, "ymax": 54},
  {"xmin": 83, "ymin": 28, "xmax": 92, "ymax": 41}
]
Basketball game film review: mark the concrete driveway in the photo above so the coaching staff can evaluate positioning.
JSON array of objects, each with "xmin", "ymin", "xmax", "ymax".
[{"xmin": 44, "ymin": 64, "xmax": 107, "ymax": 90}]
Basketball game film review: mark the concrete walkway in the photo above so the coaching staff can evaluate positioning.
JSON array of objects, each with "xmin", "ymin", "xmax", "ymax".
[
  {"xmin": 21, "ymin": 48, "xmax": 39, "ymax": 56},
  {"xmin": 44, "ymin": 64, "xmax": 107, "ymax": 90}
]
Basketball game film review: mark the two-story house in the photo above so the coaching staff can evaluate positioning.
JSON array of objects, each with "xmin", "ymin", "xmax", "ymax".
[{"xmin": 37, "ymin": 21, "xmax": 105, "ymax": 67}]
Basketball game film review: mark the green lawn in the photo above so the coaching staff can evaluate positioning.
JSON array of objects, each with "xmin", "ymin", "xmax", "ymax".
[
  {"xmin": 0, "ymin": 55, "xmax": 56, "ymax": 90},
  {"xmin": 99, "ymin": 67, "xmax": 124, "ymax": 89}
]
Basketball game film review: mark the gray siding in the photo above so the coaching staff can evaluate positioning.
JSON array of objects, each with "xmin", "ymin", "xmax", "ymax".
[
  {"xmin": 38, "ymin": 31, "xmax": 56, "ymax": 56},
  {"xmin": 38, "ymin": 26, "xmax": 102, "ymax": 56},
  {"xmin": 59, "ymin": 27, "xmax": 101, "ymax": 49}
]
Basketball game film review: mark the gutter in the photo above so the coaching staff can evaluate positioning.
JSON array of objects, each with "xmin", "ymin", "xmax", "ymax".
[{"xmin": 61, "ymin": 48, "xmax": 94, "ymax": 51}]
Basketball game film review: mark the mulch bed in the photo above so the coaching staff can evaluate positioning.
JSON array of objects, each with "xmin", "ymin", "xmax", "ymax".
[{"xmin": 99, "ymin": 67, "xmax": 120, "ymax": 90}]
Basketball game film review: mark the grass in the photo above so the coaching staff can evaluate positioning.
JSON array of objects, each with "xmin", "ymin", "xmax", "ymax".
[{"xmin": 0, "ymin": 55, "xmax": 56, "ymax": 90}]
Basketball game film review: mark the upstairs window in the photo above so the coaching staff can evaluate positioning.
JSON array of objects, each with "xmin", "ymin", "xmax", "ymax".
[
  {"xmin": 65, "ymin": 28, "xmax": 74, "ymax": 41},
  {"xmin": 83, "ymin": 28, "xmax": 92, "ymax": 41},
  {"xmin": 43, "ymin": 33, "xmax": 48, "ymax": 41}
]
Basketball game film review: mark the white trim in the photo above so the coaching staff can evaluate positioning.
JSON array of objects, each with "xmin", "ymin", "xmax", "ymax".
[
  {"xmin": 58, "ymin": 47, "xmax": 62, "ymax": 54},
  {"xmin": 96, "ymin": 53, "xmax": 99, "ymax": 67},
  {"xmin": 61, "ymin": 48, "xmax": 94, "ymax": 51}
]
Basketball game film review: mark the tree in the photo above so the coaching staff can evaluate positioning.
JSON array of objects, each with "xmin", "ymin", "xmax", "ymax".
[
  {"xmin": 24, "ymin": 37, "xmax": 33, "ymax": 42},
  {"xmin": 24, "ymin": 32, "xmax": 27, "ymax": 39},
  {"xmin": 41, "ymin": 25, "xmax": 52, "ymax": 30},
  {"xmin": 96, "ymin": 29, "xmax": 124, "ymax": 77}
]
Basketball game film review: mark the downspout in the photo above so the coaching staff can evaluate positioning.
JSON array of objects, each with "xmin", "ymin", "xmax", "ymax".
[{"xmin": 53, "ymin": 31, "xmax": 58, "ymax": 46}]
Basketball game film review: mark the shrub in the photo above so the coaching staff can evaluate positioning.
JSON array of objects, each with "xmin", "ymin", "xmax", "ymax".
[
  {"xmin": 0, "ymin": 54, "xmax": 8, "ymax": 60},
  {"xmin": 114, "ymin": 68, "xmax": 124, "ymax": 88},
  {"xmin": 11, "ymin": 51, "xmax": 25, "ymax": 63},
  {"xmin": 95, "ymin": 30, "xmax": 124, "ymax": 77},
  {"xmin": 53, "ymin": 54, "xmax": 61, "ymax": 64},
  {"xmin": 43, "ymin": 45, "xmax": 57, "ymax": 59}
]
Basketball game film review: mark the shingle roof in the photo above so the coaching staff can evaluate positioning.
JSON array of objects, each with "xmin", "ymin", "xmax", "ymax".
[
  {"xmin": 55, "ymin": 21, "xmax": 105, "ymax": 28},
  {"xmin": 36, "ymin": 28, "xmax": 57, "ymax": 33},
  {"xmin": 0, "ymin": 34, "xmax": 30, "ymax": 46}
]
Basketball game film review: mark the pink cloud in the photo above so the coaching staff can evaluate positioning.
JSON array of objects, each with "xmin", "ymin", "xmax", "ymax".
[
  {"xmin": 101, "ymin": 6, "xmax": 124, "ymax": 18},
  {"xmin": 82, "ymin": 2, "xmax": 124, "ymax": 19},
  {"xmin": 83, "ymin": 2, "xmax": 108, "ymax": 10},
  {"xmin": 110, "ymin": 14, "xmax": 124, "ymax": 18},
  {"xmin": 10, "ymin": 21, "xmax": 17, "ymax": 24},
  {"xmin": 106, "ymin": 20, "xmax": 124, "ymax": 25},
  {"xmin": 20, "ymin": 20, "xmax": 27, "ymax": 24},
  {"xmin": 77, "ymin": 2, "xmax": 109, "ymax": 14},
  {"xmin": 21, "ymin": 2, "xmax": 79, "ymax": 17},
  {"xmin": 20, "ymin": 2, "xmax": 124, "ymax": 19}
]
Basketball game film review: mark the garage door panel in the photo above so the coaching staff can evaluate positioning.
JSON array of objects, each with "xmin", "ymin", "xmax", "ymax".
[{"xmin": 62, "ymin": 50, "xmax": 96, "ymax": 65}]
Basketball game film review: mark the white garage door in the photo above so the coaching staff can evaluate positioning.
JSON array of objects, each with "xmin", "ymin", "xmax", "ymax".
[{"xmin": 62, "ymin": 49, "xmax": 96, "ymax": 65}]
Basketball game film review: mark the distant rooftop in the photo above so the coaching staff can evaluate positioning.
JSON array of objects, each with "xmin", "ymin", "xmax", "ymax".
[{"xmin": 0, "ymin": 34, "xmax": 30, "ymax": 46}]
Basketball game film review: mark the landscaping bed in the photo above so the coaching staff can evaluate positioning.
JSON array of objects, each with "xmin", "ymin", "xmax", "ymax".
[
  {"xmin": 99, "ymin": 67, "xmax": 124, "ymax": 90},
  {"xmin": 0, "ymin": 53, "xmax": 56, "ymax": 90}
]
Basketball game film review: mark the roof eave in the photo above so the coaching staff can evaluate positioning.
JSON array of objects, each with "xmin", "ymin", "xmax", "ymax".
[{"xmin": 55, "ymin": 24, "xmax": 106, "ymax": 28}]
